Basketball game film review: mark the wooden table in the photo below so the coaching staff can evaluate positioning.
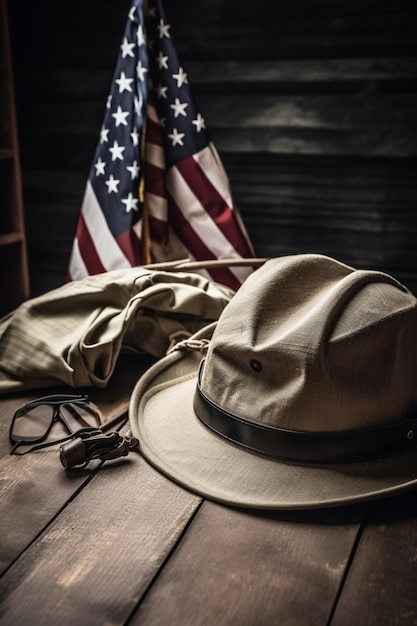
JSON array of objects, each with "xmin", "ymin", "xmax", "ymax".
[{"xmin": 1, "ymin": 353, "xmax": 416, "ymax": 625}]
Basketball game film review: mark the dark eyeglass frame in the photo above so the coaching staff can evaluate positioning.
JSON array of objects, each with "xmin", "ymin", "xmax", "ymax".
[{"xmin": 9, "ymin": 393, "xmax": 104, "ymax": 454}]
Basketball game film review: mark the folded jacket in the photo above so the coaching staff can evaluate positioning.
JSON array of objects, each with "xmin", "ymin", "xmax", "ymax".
[{"xmin": 0, "ymin": 267, "xmax": 234, "ymax": 394}]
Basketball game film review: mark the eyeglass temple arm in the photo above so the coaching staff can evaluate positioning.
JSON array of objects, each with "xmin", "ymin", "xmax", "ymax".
[{"xmin": 24, "ymin": 394, "xmax": 90, "ymax": 406}]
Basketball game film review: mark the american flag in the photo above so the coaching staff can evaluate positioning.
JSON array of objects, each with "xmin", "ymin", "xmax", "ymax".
[{"xmin": 67, "ymin": 0, "xmax": 255, "ymax": 291}]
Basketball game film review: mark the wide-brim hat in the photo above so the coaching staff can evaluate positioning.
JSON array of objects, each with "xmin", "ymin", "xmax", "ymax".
[{"xmin": 129, "ymin": 254, "xmax": 417, "ymax": 509}]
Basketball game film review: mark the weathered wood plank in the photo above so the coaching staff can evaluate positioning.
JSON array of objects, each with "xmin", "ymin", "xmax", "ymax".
[
  {"xmin": 13, "ymin": 1, "xmax": 417, "ymax": 68},
  {"xmin": 210, "ymin": 126, "xmax": 417, "ymax": 157},
  {"xmin": 330, "ymin": 492, "xmax": 417, "ymax": 625},
  {"xmin": 166, "ymin": 1, "xmax": 417, "ymax": 60},
  {"xmin": 19, "ymin": 57, "xmax": 417, "ymax": 99},
  {"xmin": 21, "ymin": 153, "xmax": 417, "ymax": 298},
  {"xmin": 21, "ymin": 92, "xmax": 417, "ymax": 134},
  {"xmin": 0, "ymin": 449, "xmax": 90, "ymax": 575},
  {"xmin": 129, "ymin": 500, "xmax": 364, "ymax": 626},
  {"xmin": 8, "ymin": 0, "xmax": 417, "ymax": 298},
  {"xmin": 0, "ymin": 452, "xmax": 201, "ymax": 625},
  {"xmin": 18, "ymin": 92, "xmax": 416, "ymax": 158},
  {"xmin": 185, "ymin": 58, "xmax": 417, "ymax": 87},
  {"xmin": 0, "ymin": 354, "xmax": 153, "ymax": 573}
]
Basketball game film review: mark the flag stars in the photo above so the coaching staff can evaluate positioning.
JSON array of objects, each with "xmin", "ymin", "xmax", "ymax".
[
  {"xmin": 137, "ymin": 24, "xmax": 145, "ymax": 46},
  {"xmin": 116, "ymin": 71, "xmax": 134, "ymax": 93},
  {"xmin": 136, "ymin": 60, "xmax": 147, "ymax": 81},
  {"xmin": 121, "ymin": 37, "xmax": 135, "ymax": 58},
  {"xmin": 100, "ymin": 127, "xmax": 109, "ymax": 143},
  {"xmin": 155, "ymin": 83, "xmax": 168, "ymax": 99},
  {"xmin": 94, "ymin": 157, "xmax": 106, "ymax": 176},
  {"xmin": 156, "ymin": 51, "xmax": 169, "ymax": 70},
  {"xmin": 168, "ymin": 128, "xmax": 185, "ymax": 146},
  {"xmin": 192, "ymin": 113, "xmax": 206, "ymax": 132},
  {"xmin": 112, "ymin": 106, "xmax": 129, "ymax": 127},
  {"xmin": 127, "ymin": 160, "xmax": 140, "ymax": 180},
  {"xmin": 72, "ymin": 0, "xmax": 252, "ymax": 286},
  {"xmin": 105, "ymin": 174, "xmax": 120, "ymax": 194},
  {"xmin": 109, "ymin": 140, "xmax": 125, "ymax": 161},
  {"xmin": 134, "ymin": 96, "xmax": 141, "ymax": 114},
  {"xmin": 170, "ymin": 98, "xmax": 188, "ymax": 118},
  {"xmin": 173, "ymin": 67, "xmax": 188, "ymax": 87},
  {"xmin": 122, "ymin": 193, "xmax": 139, "ymax": 212},
  {"xmin": 131, "ymin": 129, "xmax": 139, "ymax": 146},
  {"xmin": 157, "ymin": 19, "xmax": 171, "ymax": 39}
]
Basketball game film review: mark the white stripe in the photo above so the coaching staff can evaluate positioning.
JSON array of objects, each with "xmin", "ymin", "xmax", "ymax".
[
  {"xmin": 68, "ymin": 238, "xmax": 88, "ymax": 280},
  {"xmin": 167, "ymin": 168, "xmax": 252, "ymax": 283},
  {"xmin": 193, "ymin": 145, "xmax": 254, "ymax": 254},
  {"xmin": 150, "ymin": 227, "xmax": 211, "ymax": 282},
  {"xmin": 81, "ymin": 181, "xmax": 131, "ymax": 271},
  {"xmin": 132, "ymin": 217, "xmax": 143, "ymax": 239},
  {"xmin": 193, "ymin": 144, "xmax": 234, "ymax": 208},
  {"xmin": 146, "ymin": 141, "xmax": 165, "ymax": 168},
  {"xmin": 145, "ymin": 191, "xmax": 168, "ymax": 221}
]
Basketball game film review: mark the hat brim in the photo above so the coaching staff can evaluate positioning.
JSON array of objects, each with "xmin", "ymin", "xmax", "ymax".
[{"xmin": 129, "ymin": 325, "xmax": 417, "ymax": 509}]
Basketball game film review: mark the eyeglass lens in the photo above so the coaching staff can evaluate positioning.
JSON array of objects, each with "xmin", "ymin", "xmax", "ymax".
[
  {"xmin": 59, "ymin": 404, "xmax": 100, "ymax": 431},
  {"xmin": 10, "ymin": 401, "xmax": 101, "ymax": 444},
  {"xmin": 11, "ymin": 405, "xmax": 54, "ymax": 442}
]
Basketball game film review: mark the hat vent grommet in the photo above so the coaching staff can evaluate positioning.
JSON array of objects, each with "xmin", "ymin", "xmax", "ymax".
[
  {"xmin": 407, "ymin": 429, "xmax": 414, "ymax": 440},
  {"xmin": 249, "ymin": 359, "xmax": 263, "ymax": 373}
]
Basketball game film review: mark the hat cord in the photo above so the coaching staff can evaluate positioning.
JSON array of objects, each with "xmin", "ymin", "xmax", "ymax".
[{"xmin": 167, "ymin": 338, "xmax": 210, "ymax": 355}]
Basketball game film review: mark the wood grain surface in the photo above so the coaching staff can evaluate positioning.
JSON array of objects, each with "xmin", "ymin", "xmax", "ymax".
[
  {"xmin": 1, "ymin": 374, "xmax": 417, "ymax": 624},
  {"xmin": 130, "ymin": 501, "xmax": 364, "ymax": 626},
  {"xmin": 0, "ymin": 453, "xmax": 201, "ymax": 625},
  {"xmin": 331, "ymin": 492, "xmax": 417, "ymax": 625},
  {"xmin": 2, "ymin": 3, "xmax": 417, "ymax": 621}
]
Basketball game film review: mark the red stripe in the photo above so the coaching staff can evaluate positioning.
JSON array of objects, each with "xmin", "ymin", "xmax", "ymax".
[
  {"xmin": 144, "ymin": 156, "xmax": 169, "ymax": 243},
  {"xmin": 167, "ymin": 194, "xmax": 241, "ymax": 292},
  {"xmin": 145, "ymin": 160, "xmax": 166, "ymax": 197},
  {"xmin": 146, "ymin": 117, "xmax": 163, "ymax": 147},
  {"xmin": 175, "ymin": 155, "xmax": 253, "ymax": 258},
  {"xmin": 75, "ymin": 215, "xmax": 106, "ymax": 275},
  {"xmin": 149, "ymin": 214, "xmax": 169, "ymax": 244},
  {"xmin": 115, "ymin": 227, "xmax": 144, "ymax": 266}
]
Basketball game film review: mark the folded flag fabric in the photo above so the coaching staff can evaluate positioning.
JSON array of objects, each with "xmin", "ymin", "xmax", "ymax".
[{"xmin": 67, "ymin": 0, "xmax": 255, "ymax": 291}]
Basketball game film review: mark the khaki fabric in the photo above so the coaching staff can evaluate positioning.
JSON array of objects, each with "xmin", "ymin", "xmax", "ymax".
[
  {"xmin": 129, "ymin": 254, "xmax": 417, "ymax": 509},
  {"xmin": 0, "ymin": 268, "xmax": 234, "ymax": 394},
  {"xmin": 202, "ymin": 254, "xmax": 417, "ymax": 433}
]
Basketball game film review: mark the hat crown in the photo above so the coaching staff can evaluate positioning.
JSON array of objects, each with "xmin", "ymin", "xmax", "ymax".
[
  {"xmin": 201, "ymin": 254, "xmax": 417, "ymax": 434},
  {"xmin": 131, "ymin": 254, "xmax": 417, "ymax": 508}
]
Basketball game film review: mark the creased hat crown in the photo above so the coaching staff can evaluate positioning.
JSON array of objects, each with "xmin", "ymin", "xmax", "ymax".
[
  {"xmin": 130, "ymin": 254, "xmax": 417, "ymax": 508},
  {"xmin": 200, "ymin": 254, "xmax": 417, "ymax": 435}
]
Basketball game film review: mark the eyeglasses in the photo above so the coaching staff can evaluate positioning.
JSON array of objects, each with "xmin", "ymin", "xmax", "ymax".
[{"xmin": 9, "ymin": 394, "xmax": 104, "ymax": 454}]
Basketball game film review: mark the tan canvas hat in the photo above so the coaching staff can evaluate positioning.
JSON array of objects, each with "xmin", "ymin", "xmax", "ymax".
[{"xmin": 129, "ymin": 254, "xmax": 417, "ymax": 509}]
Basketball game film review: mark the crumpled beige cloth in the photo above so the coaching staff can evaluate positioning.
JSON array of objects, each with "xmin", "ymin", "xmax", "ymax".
[{"xmin": 0, "ymin": 267, "xmax": 234, "ymax": 394}]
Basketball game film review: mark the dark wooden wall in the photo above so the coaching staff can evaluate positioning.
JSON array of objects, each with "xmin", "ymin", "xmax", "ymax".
[{"xmin": 8, "ymin": 0, "xmax": 417, "ymax": 296}]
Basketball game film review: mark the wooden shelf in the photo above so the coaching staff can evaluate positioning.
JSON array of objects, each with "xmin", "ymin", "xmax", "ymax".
[
  {"xmin": 0, "ymin": 0, "xmax": 29, "ymax": 317},
  {"xmin": 0, "ymin": 148, "xmax": 14, "ymax": 159},
  {"xmin": 0, "ymin": 231, "xmax": 25, "ymax": 246}
]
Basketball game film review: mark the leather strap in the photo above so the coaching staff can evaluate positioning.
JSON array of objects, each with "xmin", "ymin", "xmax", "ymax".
[{"xmin": 193, "ymin": 360, "xmax": 417, "ymax": 464}]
